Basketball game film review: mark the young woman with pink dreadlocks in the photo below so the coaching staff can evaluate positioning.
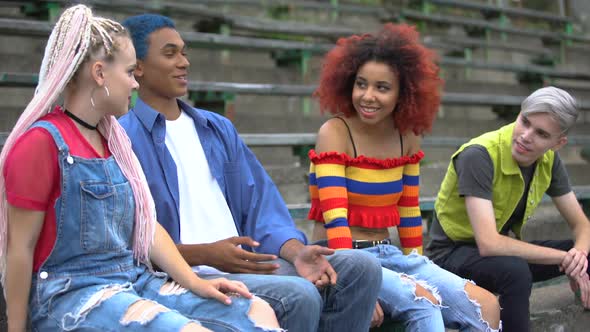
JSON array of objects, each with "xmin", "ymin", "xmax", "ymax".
[{"xmin": 0, "ymin": 5, "xmax": 280, "ymax": 332}]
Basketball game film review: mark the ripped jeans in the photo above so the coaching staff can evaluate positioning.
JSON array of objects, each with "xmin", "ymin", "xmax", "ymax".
[
  {"xmin": 364, "ymin": 245, "xmax": 498, "ymax": 332},
  {"xmin": 29, "ymin": 262, "xmax": 270, "ymax": 332}
]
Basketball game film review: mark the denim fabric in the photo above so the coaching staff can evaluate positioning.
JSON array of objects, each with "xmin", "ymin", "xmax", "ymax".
[
  {"xmin": 270, "ymin": 250, "xmax": 383, "ymax": 332},
  {"xmin": 27, "ymin": 121, "xmax": 266, "ymax": 332},
  {"xmin": 203, "ymin": 272, "xmax": 321, "ymax": 331},
  {"xmin": 364, "ymin": 245, "xmax": 498, "ymax": 332}
]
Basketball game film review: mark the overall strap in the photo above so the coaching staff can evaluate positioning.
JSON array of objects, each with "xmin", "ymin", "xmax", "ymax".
[{"xmin": 29, "ymin": 121, "xmax": 70, "ymax": 155}]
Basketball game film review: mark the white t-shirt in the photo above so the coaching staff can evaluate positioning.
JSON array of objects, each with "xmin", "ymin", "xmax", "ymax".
[{"xmin": 165, "ymin": 110, "xmax": 239, "ymax": 275}]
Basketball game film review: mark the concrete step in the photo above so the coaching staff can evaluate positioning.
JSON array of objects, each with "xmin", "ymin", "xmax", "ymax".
[
  {"xmin": 0, "ymin": 108, "xmax": 31, "ymax": 132},
  {"xmin": 231, "ymin": 96, "xmax": 327, "ymax": 133},
  {"xmin": 188, "ymin": 62, "xmax": 301, "ymax": 84},
  {"xmin": 0, "ymin": 5, "xmax": 25, "ymax": 20},
  {"xmin": 444, "ymin": 80, "xmax": 590, "ymax": 101},
  {"xmin": 530, "ymin": 279, "xmax": 590, "ymax": 332},
  {"xmin": 0, "ymin": 35, "xmax": 45, "ymax": 56},
  {"xmin": 0, "ymin": 36, "xmax": 44, "ymax": 72},
  {"xmin": 521, "ymin": 200, "xmax": 589, "ymax": 243},
  {"xmin": 564, "ymin": 44, "xmax": 590, "ymax": 72},
  {"xmin": 263, "ymin": 164, "xmax": 308, "ymax": 205},
  {"xmin": 0, "ymin": 54, "xmax": 43, "ymax": 74},
  {"xmin": 250, "ymin": 147, "xmax": 300, "ymax": 169},
  {"xmin": 0, "ymin": 87, "xmax": 34, "ymax": 108},
  {"xmin": 187, "ymin": 48, "xmax": 278, "ymax": 70}
]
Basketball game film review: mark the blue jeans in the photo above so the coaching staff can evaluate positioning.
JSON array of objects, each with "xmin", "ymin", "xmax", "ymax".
[
  {"xmin": 365, "ymin": 245, "xmax": 499, "ymax": 332},
  {"xmin": 204, "ymin": 272, "xmax": 321, "ymax": 331},
  {"xmin": 277, "ymin": 249, "xmax": 382, "ymax": 332},
  {"xmin": 31, "ymin": 263, "xmax": 265, "ymax": 332},
  {"xmin": 207, "ymin": 249, "xmax": 382, "ymax": 332}
]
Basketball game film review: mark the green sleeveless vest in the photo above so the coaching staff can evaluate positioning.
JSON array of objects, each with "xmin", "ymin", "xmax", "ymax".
[{"xmin": 435, "ymin": 123, "xmax": 554, "ymax": 242}]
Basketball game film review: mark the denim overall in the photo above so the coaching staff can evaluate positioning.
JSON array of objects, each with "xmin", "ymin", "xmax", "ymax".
[{"xmin": 27, "ymin": 121, "xmax": 263, "ymax": 331}]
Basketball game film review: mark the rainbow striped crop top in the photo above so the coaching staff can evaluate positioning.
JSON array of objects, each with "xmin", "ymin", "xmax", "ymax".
[{"xmin": 308, "ymin": 149, "xmax": 424, "ymax": 253}]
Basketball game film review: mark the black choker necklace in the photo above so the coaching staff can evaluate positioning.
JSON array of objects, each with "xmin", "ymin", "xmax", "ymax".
[{"xmin": 64, "ymin": 109, "xmax": 98, "ymax": 130}]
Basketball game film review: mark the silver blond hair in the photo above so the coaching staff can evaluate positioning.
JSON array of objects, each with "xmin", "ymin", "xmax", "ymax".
[{"xmin": 520, "ymin": 86, "xmax": 579, "ymax": 134}]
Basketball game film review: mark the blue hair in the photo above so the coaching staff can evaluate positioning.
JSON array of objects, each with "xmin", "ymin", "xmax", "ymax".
[{"xmin": 122, "ymin": 14, "xmax": 175, "ymax": 60}]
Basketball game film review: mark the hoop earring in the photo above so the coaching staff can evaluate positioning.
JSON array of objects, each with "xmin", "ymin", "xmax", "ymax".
[
  {"xmin": 104, "ymin": 85, "xmax": 110, "ymax": 97},
  {"xmin": 90, "ymin": 97, "xmax": 95, "ymax": 108}
]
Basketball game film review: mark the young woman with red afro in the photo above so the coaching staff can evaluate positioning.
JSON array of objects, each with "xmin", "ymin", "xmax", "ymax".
[{"xmin": 308, "ymin": 23, "xmax": 501, "ymax": 331}]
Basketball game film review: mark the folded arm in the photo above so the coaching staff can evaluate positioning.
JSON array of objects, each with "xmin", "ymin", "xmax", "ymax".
[{"xmin": 466, "ymin": 196, "xmax": 566, "ymax": 264}]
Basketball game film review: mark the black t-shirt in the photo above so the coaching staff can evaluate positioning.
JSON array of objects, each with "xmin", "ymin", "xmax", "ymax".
[{"xmin": 427, "ymin": 145, "xmax": 571, "ymax": 263}]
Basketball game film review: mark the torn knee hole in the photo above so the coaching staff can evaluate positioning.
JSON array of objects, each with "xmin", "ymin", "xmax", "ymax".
[
  {"xmin": 248, "ymin": 298, "xmax": 273, "ymax": 316},
  {"xmin": 414, "ymin": 284, "xmax": 440, "ymax": 305},
  {"xmin": 76, "ymin": 285, "xmax": 127, "ymax": 318},
  {"xmin": 120, "ymin": 300, "xmax": 169, "ymax": 325},
  {"xmin": 248, "ymin": 298, "xmax": 281, "ymax": 330},
  {"xmin": 159, "ymin": 280, "xmax": 188, "ymax": 295},
  {"xmin": 180, "ymin": 321, "xmax": 205, "ymax": 332},
  {"xmin": 400, "ymin": 276, "xmax": 440, "ymax": 306},
  {"xmin": 464, "ymin": 283, "xmax": 501, "ymax": 330}
]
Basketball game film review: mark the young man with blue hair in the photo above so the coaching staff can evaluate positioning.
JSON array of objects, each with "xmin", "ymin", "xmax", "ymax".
[{"xmin": 119, "ymin": 14, "xmax": 382, "ymax": 331}]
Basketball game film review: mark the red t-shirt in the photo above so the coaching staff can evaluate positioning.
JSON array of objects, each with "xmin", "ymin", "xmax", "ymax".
[{"xmin": 3, "ymin": 107, "xmax": 111, "ymax": 272}]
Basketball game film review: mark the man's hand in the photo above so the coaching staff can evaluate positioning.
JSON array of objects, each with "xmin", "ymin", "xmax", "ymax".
[
  {"xmin": 370, "ymin": 301, "xmax": 384, "ymax": 328},
  {"xmin": 292, "ymin": 245, "xmax": 337, "ymax": 288},
  {"xmin": 201, "ymin": 237, "xmax": 279, "ymax": 274},
  {"xmin": 570, "ymin": 273, "xmax": 590, "ymax": 309},
  {"xmin": 560, "ymin": 248, "xmax": 588, "ymax": 278}
]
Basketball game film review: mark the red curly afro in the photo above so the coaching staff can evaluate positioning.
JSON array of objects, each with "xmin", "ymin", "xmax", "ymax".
[{"xmin": 314, "ymin": 23, "xmax": 443, "ymax": 135}]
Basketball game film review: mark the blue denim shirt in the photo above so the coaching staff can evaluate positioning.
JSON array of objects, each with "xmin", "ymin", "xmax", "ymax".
[{"xmin": 118, "ymin": 98, "xmax": 307, "ymax": 255}]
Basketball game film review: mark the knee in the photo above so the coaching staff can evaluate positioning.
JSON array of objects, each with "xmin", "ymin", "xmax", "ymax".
[
  {"xmin": 287, "ymin": 278, "xmax": 322, "ymax": 315},
  {"xmin": 334, "ymin": 250, "xmax": 382, "ymax": 285},
  {"xmin": 121, "ymin": 299, "xmax": 169, "ymax": 325},
  {"xmin": 480, "ymin": 293, "xmax": 501, "ymax": 330},
  {"xmin": 479, "ymin": 290, "xmax": 500, "ymax": 317},
  {"xmin": 465, "ymin": 283, "xmax": 500, "ymax": 330},
  {"xmin": 413, "ymin": 281, "xmax": 440, "ymax": 306},
  {"xmin": 498, "ymin": 257, "xmax": 533, "ymax": 293},
  {"xmin": 180, "ymin": 322, "xmax": 211, "ymax": 332},
  {"xmin": 253, "ymin": 276, "xmax": 321, "ymax": 326},
  {"xmin": 482, "ymin": 289, "xmax": 500, "ymax": 311},
  {"xmin": 248, "ymin": 298, "xmax": 280, "ymax": 330}
]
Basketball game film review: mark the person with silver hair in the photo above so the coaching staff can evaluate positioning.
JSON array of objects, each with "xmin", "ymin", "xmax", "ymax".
[
  {"xmin": 427, "ymin": 86, "xmax": 590, "ymax": 331},
  {"xmin": 520, "ymin": 86, "xmax": 579, "ymax": 133}
]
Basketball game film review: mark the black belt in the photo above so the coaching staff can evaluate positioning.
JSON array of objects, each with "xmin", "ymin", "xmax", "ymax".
[{"xmin": 352, "ymin": 239, "xmax": 391, "ymax": 249}]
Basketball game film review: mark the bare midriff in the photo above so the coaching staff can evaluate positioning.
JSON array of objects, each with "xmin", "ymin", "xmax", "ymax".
[{"xmin": 311, "ymin": 222, "xmax": 390, "ymax": 243}]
